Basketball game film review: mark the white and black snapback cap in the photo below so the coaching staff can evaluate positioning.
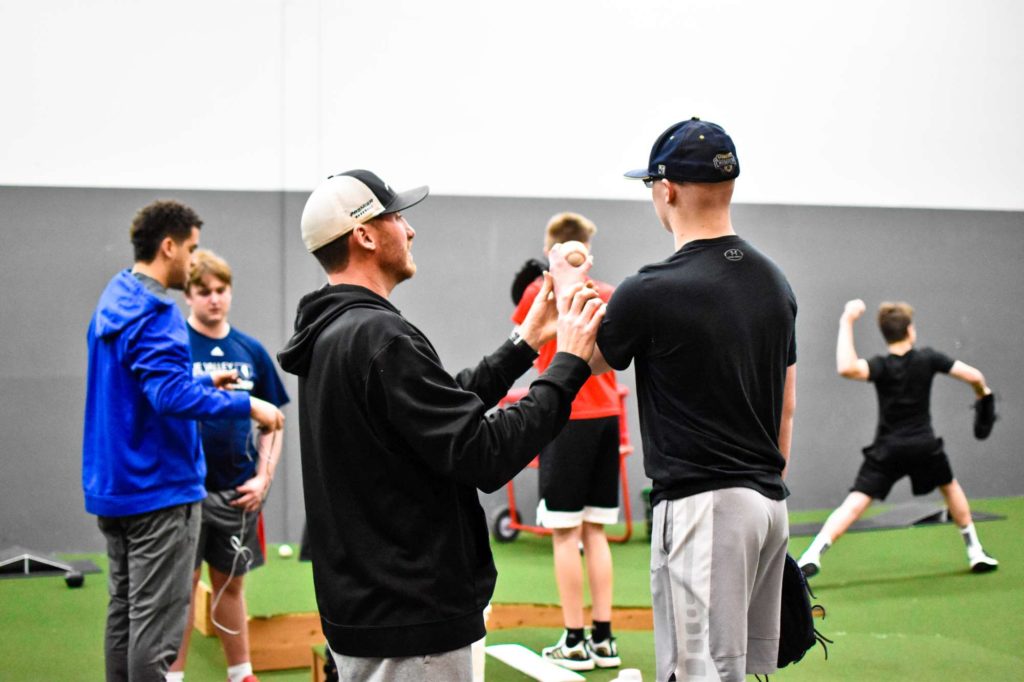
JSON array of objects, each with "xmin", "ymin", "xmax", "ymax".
[{"xmin": 300, "ymin": 169, "xmax": 429, "ymax": 252}]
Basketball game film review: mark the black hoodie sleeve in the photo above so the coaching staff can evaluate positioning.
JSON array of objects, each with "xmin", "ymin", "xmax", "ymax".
[
  {"xmin": 367, "ymin": 334, "xmax": 590, "ymax": 493},
  {"xmin": 451, "ymin": 338, "xmax": 538, "ymax": 410}
]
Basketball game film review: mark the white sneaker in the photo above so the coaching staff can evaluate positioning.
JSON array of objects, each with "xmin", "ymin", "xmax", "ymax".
[
  {"xmin": 968, "ymin": 548, "xmax": 999, "ymax": 573},
  {"xmin": 586, "ymin": 636, "xmax": 621, "ymax": 668},
  {"xmin": 541, "ymin": 632, "xmax": 594, "ymax": 671}
]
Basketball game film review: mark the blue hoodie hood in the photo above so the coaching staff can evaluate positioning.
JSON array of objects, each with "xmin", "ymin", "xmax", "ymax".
[{"xmin": 92, "ymin": 269, "xmax": 173, "ymax": 339}]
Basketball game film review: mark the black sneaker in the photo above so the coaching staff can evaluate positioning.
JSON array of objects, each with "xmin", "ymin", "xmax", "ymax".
[
  {"xmin": 973, "ymin": 393, "xmax": 997, "ymax": 440},
  {"xmin": 799, "ymin": 558, "xmax": 820, "ymax": 578},
  {"xmin": 586, "ymin": 636, "xmax": 621, "ymax": 668},
  {"xmin": 541, "ymin": 632, "xmax": 594, "ymax": 671}
]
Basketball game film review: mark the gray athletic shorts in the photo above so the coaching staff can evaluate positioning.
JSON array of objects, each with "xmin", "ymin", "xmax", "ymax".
[
  {"xmin": 194, "ymin": 490, "xmax": 264, "ymax": 575},
  {"xmin": 650, "ymin": 488, "xmax": 788, "ymax": 681},
  {"xmin": 330, "ymin": 644, "xmax": 472, "ymax": 682}
]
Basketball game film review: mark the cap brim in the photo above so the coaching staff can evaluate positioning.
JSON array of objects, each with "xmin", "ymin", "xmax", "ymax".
[
  {"xmin": 382, "ymin": 185, "xmax": 429, "ymax": 214},
  {"xmin": 623, "ymin": 168, "xmax": 651, "ymax": 179}
]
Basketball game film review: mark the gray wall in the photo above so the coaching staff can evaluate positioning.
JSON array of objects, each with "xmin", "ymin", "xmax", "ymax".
[{"xmin": 1, "ymin": 186, "xmax": 1021, "ymax": 552}]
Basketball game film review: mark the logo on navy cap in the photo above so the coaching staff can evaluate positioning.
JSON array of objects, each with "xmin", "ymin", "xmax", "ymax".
[{"xmin": 713, "ymin": 153, "xmax": 737, "ymax": 175}]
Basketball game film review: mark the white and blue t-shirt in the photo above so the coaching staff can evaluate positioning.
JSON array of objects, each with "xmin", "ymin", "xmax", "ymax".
[{"xmin": 188, "ymin": 325, "xmax": 290, "ymax": 491}]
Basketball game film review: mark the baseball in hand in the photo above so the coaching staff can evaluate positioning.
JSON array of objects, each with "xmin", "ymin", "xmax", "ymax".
[{"xmin": 561, "ymin": 240, "xmax": 589, "ymax": 267}]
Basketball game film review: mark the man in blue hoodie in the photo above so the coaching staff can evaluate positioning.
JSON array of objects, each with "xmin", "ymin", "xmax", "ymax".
[{"xmin": 82, "ymin": 200, "xmax": 285, "ymax": 682}]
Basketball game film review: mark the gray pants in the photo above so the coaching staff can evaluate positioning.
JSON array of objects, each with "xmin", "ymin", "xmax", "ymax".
[
  {"xmin": 651, "ymin": 489, "xmax": 788, "ymax": 682},
  {"xmin": 330, "ymin": 645, "xmax": 472, "ymax": 682},
  {"xmin": 97, "ymin": 502, "xmax": 201, "ymax": 682}
]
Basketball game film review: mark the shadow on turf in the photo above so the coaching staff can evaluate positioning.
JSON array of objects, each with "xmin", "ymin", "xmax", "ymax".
[{"xmin": 807, "ymin": 567, "xmax": 991, "ymax": 591}]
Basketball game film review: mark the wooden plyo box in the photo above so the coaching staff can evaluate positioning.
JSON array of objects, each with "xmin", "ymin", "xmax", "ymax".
[
  {"xmin": 196, "ymin": 583, "xmax": 657, "ymax": 674},
  {"xmin": 195, "ymin": 581, "xmax": 325, "ymax": 671}
]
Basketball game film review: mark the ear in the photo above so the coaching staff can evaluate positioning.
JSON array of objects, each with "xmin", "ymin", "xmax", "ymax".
[
  {"xmin": 350, "ymin": 224, "xmax": 377, "ymax": 252},
  {"xmin": 659, "ymin": 178, "xmax": 677, "ymax": 205},
  {"xmin": 159, "ymin": 236, "xmax": 177, "ymax": 259}
]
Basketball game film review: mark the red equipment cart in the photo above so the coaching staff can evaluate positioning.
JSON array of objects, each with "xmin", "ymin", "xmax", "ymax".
[{"xmin": 490, "ymin": 384, "xmax": 635, "ymax": 543}]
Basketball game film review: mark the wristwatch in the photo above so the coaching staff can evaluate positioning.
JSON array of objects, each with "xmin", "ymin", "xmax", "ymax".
[{"xmin": 508, "ymin": 326, "xmax": 526, "ymax": 346}]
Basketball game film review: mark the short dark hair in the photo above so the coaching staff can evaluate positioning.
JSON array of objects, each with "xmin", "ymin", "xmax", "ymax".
[
  {"xmin": 130, "ymin": 200, "xmax": 203, "ymax": 263},
  {"xmin": 312, "ymin": 232, "xmax": 352, "ymax": 273},
  {"xmin": 878, "ymin": 301, "xmax": 914, "ymax": 343}
]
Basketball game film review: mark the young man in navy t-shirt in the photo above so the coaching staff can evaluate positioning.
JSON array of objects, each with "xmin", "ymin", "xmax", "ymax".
[
  {"xmin": 168, "ymin": 250, "xmax": 290, "ymax": 682},
  {"xmin": 798, "ymin": 299, "xmax": 998, "ymax": 577}
]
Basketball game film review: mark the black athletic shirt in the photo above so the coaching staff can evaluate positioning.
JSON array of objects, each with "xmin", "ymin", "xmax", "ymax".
[
  {"xmin": 867, "ymin": 347, "xmax": 955, "ymax": 444},
  {"xmin": 597, "ymin": 235, "xmax": 796, "ymax": 505}
]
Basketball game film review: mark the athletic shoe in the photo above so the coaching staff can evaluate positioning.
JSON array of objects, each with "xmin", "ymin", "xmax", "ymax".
[
  {"xmin": 541, "ymin": 632, "xmax": 595, "ymax": 671},
  {"xmin": 586, "ymin": 636, "xmax": 621, "ymax": 668},
  {"xmin": 238, "ymin": 676, "xmax": 259, "ymax": 682},
  {"xmin": 799, "ymin": 558, "xmax": 820, "ymax": 578},
  {"xmin": 969, "ymin": 548, "xmax": 999, "ymax": 573},
  {"xmin": 973, "ymin": 393, "xmax": 997, "ymax": 440}
]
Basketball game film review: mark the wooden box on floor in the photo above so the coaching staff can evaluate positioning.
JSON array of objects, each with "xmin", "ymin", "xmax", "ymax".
[
  {"xmin": 195, "ymin": 581, "xmax": 325, "ymax": 671},
  {"xmin": 311, "ymin": 646, "xmax": 328, "ymax": 682}
]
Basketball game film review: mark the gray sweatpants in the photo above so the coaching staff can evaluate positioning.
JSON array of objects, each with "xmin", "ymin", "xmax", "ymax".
[
  {"xmin": 97, "ymin": 502, "xmax": 201, "ymax": 682},
  {"xmin": 651, "ymin": 488, "xmax": 788, "ymax": 682},
  {"xmin": 331, "ymin": 644, "xmax": 473, "ymax": 682}
]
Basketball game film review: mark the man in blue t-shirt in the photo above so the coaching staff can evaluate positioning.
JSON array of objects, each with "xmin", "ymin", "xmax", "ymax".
[
  {"xmin": 168, "ymin": 250, "xmax": 290, "ymax": 682},
  {"xmin": 797, "ymin": 299, "xmax": 999, "ymax": 578}
]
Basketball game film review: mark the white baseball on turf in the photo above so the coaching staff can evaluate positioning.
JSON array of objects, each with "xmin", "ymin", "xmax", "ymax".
[{"xmin": 278, "ymin": 544, "xmax": 294, "ymax": 558}]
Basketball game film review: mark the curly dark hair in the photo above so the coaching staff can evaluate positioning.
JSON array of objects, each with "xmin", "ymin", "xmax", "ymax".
[{"xmin": 130, "ymin": 200, "xmax": 203, "ymax": 263}]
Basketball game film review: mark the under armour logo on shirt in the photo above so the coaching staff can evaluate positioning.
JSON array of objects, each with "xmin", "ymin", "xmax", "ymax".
[{"xmin": 724, "ymin": 248, "xmax": 744, "ymax": 262}]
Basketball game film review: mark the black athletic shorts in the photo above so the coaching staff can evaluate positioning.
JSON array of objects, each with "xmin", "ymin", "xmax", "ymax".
[
  {"xmin": 537, "ymin": 416, "xmax": 620, "ymax": 528},
  {"xmin": 194, "ymin": 490, "xmax": 265, "ymax": 575},
  {"xmin": 852, "ymin": 437, "xmax": 954, "ymax": 500}
]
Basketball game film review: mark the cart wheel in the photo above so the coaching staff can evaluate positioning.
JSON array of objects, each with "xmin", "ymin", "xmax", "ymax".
[{"xmin": 492, "ymin": 508, "xmax": 520, "ymax": 543}]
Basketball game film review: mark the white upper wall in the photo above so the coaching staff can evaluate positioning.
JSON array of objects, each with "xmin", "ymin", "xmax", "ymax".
[{"xmin": 1, "ymin": 0, "xmax": 1021, "ymax": 210}]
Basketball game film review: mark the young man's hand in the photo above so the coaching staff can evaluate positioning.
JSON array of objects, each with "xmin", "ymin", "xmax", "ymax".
[
  {"xmin": 842, "ymin": 299, "xmax": 866, "ymax": 322},
  {"xmin": 842, "ymin": 299, "xmax": 866, "ymax": 321},
  {"xmin": 231, "ymin": 473, "xmax": 270, "ymax": 512},
  {"xmin": 547, "ymin": 242, "xmax": 592, "ymax": 302}
]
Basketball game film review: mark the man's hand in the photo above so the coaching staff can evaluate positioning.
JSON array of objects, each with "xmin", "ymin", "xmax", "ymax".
[
  {"xmin": 842, "ymin": 299, "xmax": 866, "ymax": 322},
  {"xmin": 556, "ymin": 283, "xmax": 606, "ymax": 362},
  {"xmin": 231, "ymin": 473, "xmax": 270, "ymax": 512},
  {"xmin": 518, "ymin": 272, "xmax": 558, "ymax": 350},
  {"xmin": 210, "ymin": 369, "xmax": 239, "ymax": 389},
  {"xmin": 250, "ymin": 396, "xmax": 285, "ymax": 432}
]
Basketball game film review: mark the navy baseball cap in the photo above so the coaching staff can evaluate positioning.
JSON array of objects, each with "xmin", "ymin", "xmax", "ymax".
[{"xmin": 625, "ymin": 117, "xmax": 740, "ymax": 184}]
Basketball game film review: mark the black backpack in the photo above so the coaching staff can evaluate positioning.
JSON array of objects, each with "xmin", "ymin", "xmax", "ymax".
[{"xmin": 777, "ymin": 553, "xmax": 831, "ymax": 668}]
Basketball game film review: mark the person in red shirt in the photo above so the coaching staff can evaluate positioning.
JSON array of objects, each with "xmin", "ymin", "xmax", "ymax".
[{"xmin": 511, "ymin": 212, "xmax": 622, "ymax": 671}]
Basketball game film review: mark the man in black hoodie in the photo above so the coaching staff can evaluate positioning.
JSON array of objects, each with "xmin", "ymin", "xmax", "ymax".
[{"xmin": 278, "ymin": 169, "xmax": 605, "ymax": 681}]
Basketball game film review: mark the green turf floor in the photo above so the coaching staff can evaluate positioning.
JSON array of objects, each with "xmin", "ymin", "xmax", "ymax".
[{"xmin": 1, "ymin": 497, "xmax": 1021, "ymax": 680}]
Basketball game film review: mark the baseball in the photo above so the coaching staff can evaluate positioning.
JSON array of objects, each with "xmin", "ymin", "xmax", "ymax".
[
  {"xmin": 278, "ymin": 543, "xmax": 294, "ymax": 558},
  {"xmin": 561, "ymin": 240, "xmax": 589, "ymax": 267}
]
